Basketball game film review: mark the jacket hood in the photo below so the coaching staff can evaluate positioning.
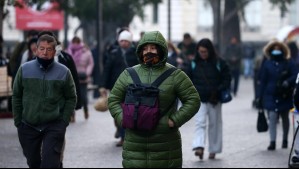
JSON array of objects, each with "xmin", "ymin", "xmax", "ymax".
[
  {"xmin": 136, "ymin": 31, "xmax": 168, "ymax": 67},
  {"xmin": 263, "ymin": 40, "xmax": 290, "ymax": 59}
]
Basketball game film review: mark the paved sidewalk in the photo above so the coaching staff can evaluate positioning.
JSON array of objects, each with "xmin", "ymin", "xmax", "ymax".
[{"xmin": 0, "ymin": 78, "xmax": 292, "ymax": 168}]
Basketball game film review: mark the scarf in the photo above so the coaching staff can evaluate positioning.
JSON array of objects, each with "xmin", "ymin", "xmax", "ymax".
[
  {"xmin": 67, "ymin": 43, "xmax": 84, "ymax": 64},
  {"xmin": 37, "ymin": 57, "xmax": 54, "ymax": 69},
  {"xmin": 143, "ymin": 53, "xmax": 160, "ymax": 66}
]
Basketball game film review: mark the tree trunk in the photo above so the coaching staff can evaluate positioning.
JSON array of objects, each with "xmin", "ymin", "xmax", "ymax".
[
  {"xmin": 0, "ymin": 0, "xmax": 4, "ymax": 55},
  {"xmin": 209, "ymin": 0, "xmax": 222, "ymax": 54},
  {"xmin": 0, "ymin": 0, "xmax": 4, "ymax": 37},
  {"xmin": 222, "ymin": 0, "xmax": 241, "ymax": 52}
]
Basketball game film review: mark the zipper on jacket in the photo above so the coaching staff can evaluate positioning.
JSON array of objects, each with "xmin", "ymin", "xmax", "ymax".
[
  {"xmin": 148, "ymin": 67, "xmax": 153, "ymax": 83},
  {"xmin": 41, "ymin": 69, "xmax": 47, "ymax": 123}
]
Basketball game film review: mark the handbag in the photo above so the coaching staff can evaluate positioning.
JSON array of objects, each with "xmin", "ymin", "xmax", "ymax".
[
  {"xmin": 221, "ymin": 89, "xmax": 232, "ymax": 103},
  {"xmin": 257, "ymin": 109, "xmax": 268, "ymax": 132},
  {"xmin": 94, "ymin": 94, "xmax": 108, "ymax": 112}
]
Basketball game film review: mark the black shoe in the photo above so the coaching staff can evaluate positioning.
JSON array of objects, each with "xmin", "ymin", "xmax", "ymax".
[
  {"xmin": 194, "ymin": 147, "xmax": 204, "ymax": 160},
  {"xmin": 282, "ymin": 140, "xmax": 288, "ymax": 149},
  {"xmin": 116, "ymin": 139, "xmax": 124, "ymax": 147},
  {"xmin": 84, "ymin": 111, "xmax": 89, "ymax": 119},
  {"xmin": 268, "ymin": 141, "xmax": 276, "ymax": 151},
  {"xmin": 114, "ymin": 129, "xmax": 120, "ymax": 139}
]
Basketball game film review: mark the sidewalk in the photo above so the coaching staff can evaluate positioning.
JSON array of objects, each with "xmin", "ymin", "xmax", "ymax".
[{"xmin": 0, "ymin": 78, "xmax": 292, "ymax": 168}]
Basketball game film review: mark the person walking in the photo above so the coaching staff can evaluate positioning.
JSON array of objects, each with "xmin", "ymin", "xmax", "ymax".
[
  {"xmin": 38, "ymin": 31, "xmax": 82, "ymax": 113},
  {"xmin": 100, "ymin": 30, "xmax": 138, "ymax": 147},
  {"xmin": 108, "ymin": 31, "xmax": 200, "ymax": 168},
  {"xmin": 256, "ymin": 40, "xmax": 298, "ymax": 150},
  {"xmin": 8, "ymin": 30, "xmax": 39, "ymax": 81},
  {"xmin": 177, "ymin": 33, "xmax": 197, "ymax": 62},
  {"xmin": 224, "ymin": 36, "xmax": 243, "ymax": 96},
  {"xmin": 242, "ymin": 43, "xmax": 256, "ymax": 79},
  {"xmin": 190, "ymin": 38, "xmax": 231, "ymax": 160},
  {"xmin": 67, "ymin": 36, "xmax": 94, "ymax": 120},
  {"xmin": 12, "ymin": 34, "xmax": 77, "ymax": 168}
]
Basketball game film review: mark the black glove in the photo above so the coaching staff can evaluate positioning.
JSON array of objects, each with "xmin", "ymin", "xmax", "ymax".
[
  {"xmin": 209, "ymin": 92, "xmax": 219, "ymax": 105},
  {"xmin": 255, "ymin": 98, "xmax": 263, "ymax": 109},
  {"xmin": 282, "ymin": 80, "xmax": 289, "ymax": 88}
]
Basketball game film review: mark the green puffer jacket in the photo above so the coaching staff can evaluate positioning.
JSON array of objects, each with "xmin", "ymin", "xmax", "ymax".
[{"xmin": 108, "ymin": 31, "xmax": 200, "ymax": 168}]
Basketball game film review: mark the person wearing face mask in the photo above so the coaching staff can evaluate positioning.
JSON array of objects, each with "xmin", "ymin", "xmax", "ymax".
[
  {"xmin": 12, "ymin": 35, "xmax": 77, "ymax": 168},
  {"xmin": 256, "ymin": 40, "xmax": 298, "ymax": 151},
  {"xmin": 108, "ymin": 31, "xmax": 200, "ymax": 168}
]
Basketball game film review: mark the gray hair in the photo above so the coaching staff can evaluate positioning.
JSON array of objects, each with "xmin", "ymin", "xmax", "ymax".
[{"xmin": 37, "ymin": 34, "xmax": 57, "ymax": 49}]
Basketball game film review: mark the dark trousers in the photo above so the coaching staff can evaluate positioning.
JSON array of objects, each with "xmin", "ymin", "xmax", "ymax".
[
  {"xmin": 17, "ymin": 121, "xmax": 66, "ymax": 168},
  {"xmin": 231, "ymin": 69, "xmax": 240, "ymax": 96},
  {"xmin": 80, "ymin": 83, "xmax": 88, "ymax": 113}
]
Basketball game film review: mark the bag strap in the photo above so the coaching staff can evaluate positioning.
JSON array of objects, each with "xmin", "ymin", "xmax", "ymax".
[
  {"xmin": 126, "ymin": 68, "xmax": 142, "ymax": 85},
  {"xmin": 152, "ymin": 67, "xmax": 177, "ymax": 87},
  {"xmin": 127, "ymin": 67, "xmax": 177, "ymax": 87}
]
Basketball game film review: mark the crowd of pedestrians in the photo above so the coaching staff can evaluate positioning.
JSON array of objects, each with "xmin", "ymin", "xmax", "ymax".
[{"xmin": 1, "ymin": 28, "xmax": 299, "ymax": 168}]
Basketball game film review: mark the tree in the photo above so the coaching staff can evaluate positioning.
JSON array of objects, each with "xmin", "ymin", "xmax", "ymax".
[
  {"xmin": 64, "ymin": 0, "xmax": 162, "ymax": 45},
  {"xmin": 4, "ymin": 0, "xmax": 161, "ymax": 44},
  {"xmin": 208, "ymin": 0, "xmax": 295, "ymax": 55}
]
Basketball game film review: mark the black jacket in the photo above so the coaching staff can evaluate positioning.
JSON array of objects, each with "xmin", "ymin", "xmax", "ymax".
[
  {"xmin": 58, "ymin": 51, "xmax": 82, "ymax": 110},
  {"xmin": 190, "ymin": 57, "xmax": 231, "ymax": 103},
  {"xmin": 294, "ymin": 80, "xmax": 299, "ymax": 111},
  {"xmin": 101, "ymin": 46, "xmax": 139, "ymax": 90}
]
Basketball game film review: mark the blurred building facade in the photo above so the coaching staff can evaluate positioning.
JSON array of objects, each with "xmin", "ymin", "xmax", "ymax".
[
  {"xmin": 130, "ymin": 0, "xmax": 299, "ymax": 43},
  {"xmin": 2, "ymin": 0, "xmax": 299, "ymax": 47}
]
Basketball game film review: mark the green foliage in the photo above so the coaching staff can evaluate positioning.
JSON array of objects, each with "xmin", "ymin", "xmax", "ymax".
[{"xmin": 67, "ymin": 0, "xmax": 161, "ymax": 26}]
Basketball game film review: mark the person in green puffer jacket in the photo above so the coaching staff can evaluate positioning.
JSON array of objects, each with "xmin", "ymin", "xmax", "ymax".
[{"xmin": 108, "ymin": 31, "xmax": 200, "ymax": 168}]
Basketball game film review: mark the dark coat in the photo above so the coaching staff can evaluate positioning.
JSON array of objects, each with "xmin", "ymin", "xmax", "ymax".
[
  {"xmin": 294, "ymin": 79, "xmax": 299, "ymax": 111},
  {"xmin": 101, "ymin": 46, "xmax": 138, "ymax": 90},
  {"xmin": 58, "ymin": 51, "xmax": 82, "ymax": 110},
  {"xmin": 190, "ymin": 57, "xmax": 231, "ymax": 103},
  {"xmin": 258, "ymin": 40, "xmax": 298, "ymax": 112},
  {"xmin": 224, "ymin": 43, "xmax": 243, "ymax": 70}
]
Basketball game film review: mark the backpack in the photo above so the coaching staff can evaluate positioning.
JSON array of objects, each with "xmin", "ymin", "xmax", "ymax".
[{"xmin": 121, "ymin": 67, "xmax": 177, "ymax": 131}]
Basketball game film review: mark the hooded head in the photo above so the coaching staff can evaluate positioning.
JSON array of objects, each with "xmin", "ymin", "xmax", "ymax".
[
  {"xmin": 263, "ymin": 40, "xmax": 290, "ymax": 61},
  {"xmin": 136, "ymin": 31, "xmax": 168, "ymax": 67}
]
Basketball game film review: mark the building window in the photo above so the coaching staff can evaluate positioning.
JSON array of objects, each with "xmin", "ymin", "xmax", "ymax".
[
  {"xmin": 197, "ymin": 0, "xmax": 213, "ymax": 32},
  {"xmin": 153, "ymin": 3, "xmax": 158, "ymax": 24},
  {"xmin": 243, "ymin": 0, "xmax": 262, "ymax": 32}
]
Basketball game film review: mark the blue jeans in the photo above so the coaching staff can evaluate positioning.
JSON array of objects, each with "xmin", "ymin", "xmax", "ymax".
[{"xmin": 243, "ymin": 59, "xmax": 253, "ymax": 78}]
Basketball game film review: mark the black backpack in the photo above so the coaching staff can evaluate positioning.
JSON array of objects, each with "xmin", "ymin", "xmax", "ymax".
[{"xmin": 121, "ymin": 67, "xmax": 176, "ymax": 131}]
